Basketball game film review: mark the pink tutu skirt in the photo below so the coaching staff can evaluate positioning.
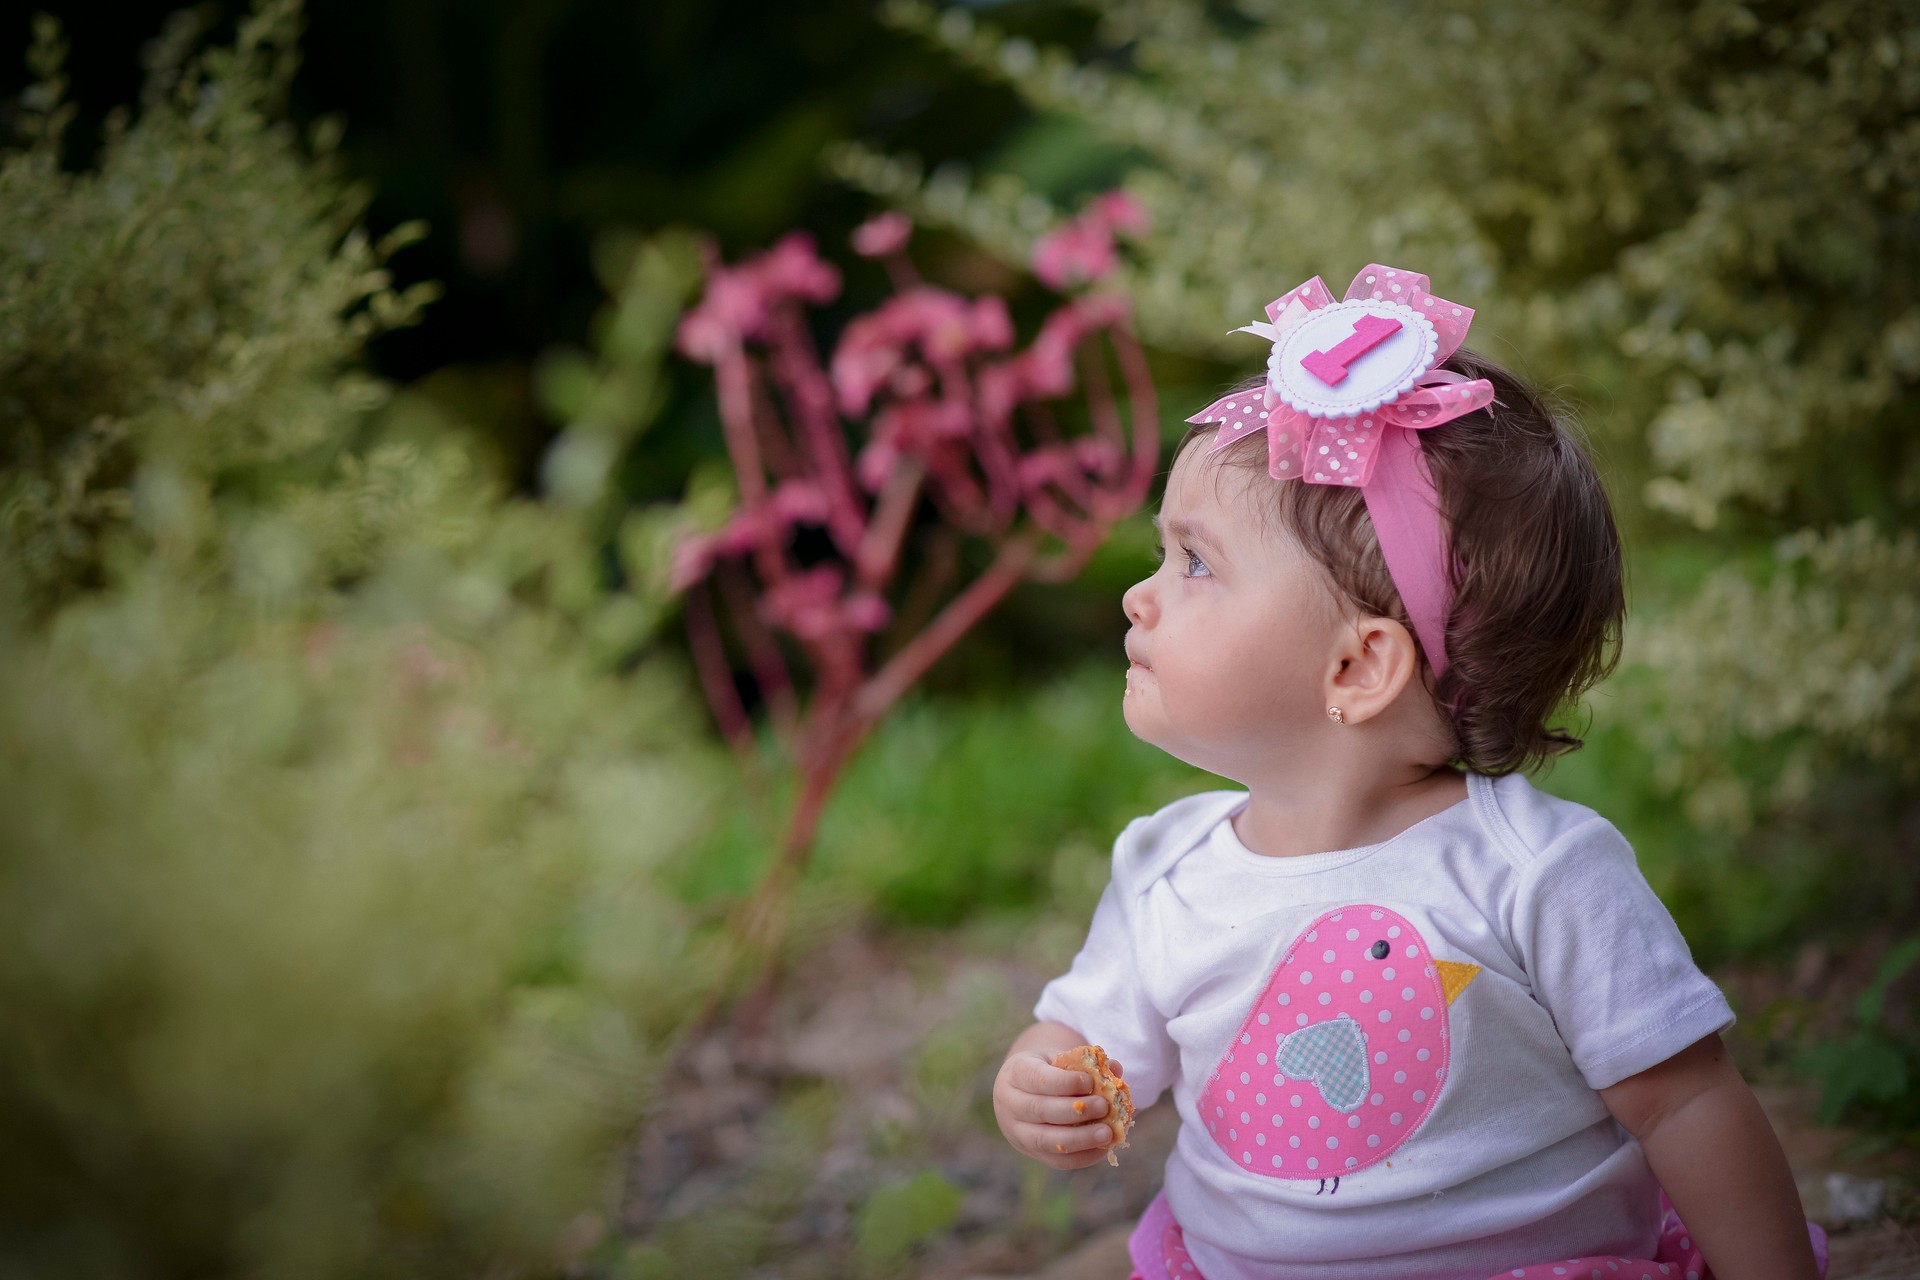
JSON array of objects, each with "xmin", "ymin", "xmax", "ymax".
[{"xmin": 1125, "ymin": 1189, "xmax": 1828, "ymax": 1280}]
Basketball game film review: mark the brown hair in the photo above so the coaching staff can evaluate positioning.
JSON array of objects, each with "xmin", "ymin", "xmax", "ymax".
[{"xmin": 1179, "ymin": 349, "xmax": 1625, "ymax": 775}]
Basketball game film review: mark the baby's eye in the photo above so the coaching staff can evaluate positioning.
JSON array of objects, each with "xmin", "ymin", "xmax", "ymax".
[{"xmin": 1181, "ymin": 546, "xmax": 1211, "ymax": 578}]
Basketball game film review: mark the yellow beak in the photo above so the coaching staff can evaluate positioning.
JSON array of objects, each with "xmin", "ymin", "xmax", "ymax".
[{"xmin": 1436, "ymin": 959, "xmax": 1480, "ymax": 1006}]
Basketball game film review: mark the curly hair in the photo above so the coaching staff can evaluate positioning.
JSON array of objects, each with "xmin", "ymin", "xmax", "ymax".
[{"xmin": 1179, "ymin": 349, "xmax": 1625, "ymax": 775}]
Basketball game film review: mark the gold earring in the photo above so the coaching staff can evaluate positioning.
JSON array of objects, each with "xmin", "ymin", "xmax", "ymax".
[{"xmin": 1327, "ymin": 707, "xmax": 1345, "ymax": 724}]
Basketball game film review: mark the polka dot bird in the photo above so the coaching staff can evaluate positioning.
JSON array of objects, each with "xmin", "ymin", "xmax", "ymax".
[{"xmin": 1197, "ymin": 905, "xmax": 1479, "ymax": 1193}]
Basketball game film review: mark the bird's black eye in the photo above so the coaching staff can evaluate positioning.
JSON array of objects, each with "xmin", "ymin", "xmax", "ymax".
[{"xmin": 1369, "ymin": 940, "xmax": 1390, "ymax": 959}]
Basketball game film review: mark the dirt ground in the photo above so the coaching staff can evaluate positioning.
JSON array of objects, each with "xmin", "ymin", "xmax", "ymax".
[{"xmin": 619, "ymin": 924, "xmax": 1920, "ymax": 1279}]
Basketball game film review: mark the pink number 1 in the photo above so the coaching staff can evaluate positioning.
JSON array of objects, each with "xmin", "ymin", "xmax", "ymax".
[{"xmin": 1301, "ymin": 314, "xmax": 1402, "ymax": 386}]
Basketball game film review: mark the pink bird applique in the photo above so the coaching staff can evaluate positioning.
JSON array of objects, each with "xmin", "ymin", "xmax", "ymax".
[{"xmin": 1197, "ymin": 905, "xmax": 1480, "ymax": 1194}]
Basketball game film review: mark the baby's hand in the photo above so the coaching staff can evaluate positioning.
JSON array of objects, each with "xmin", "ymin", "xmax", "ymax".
[{"xmin": 993, "ymin": 1048, "xmax": 1123, "ymax": 1170}]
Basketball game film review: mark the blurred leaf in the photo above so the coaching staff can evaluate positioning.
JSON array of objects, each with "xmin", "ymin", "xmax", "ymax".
[
  {"xmin": 1855, "ymin": 936, "xmax": 1920, "ymax": 1028},
  {"xmin": 987, "ymin": 111, "xmax": 1136, "ymax": 199},
  {"xmin": 1802, "ymin": 1037, "xmax": 1910, "ymax": 1126},
  {"xmin": 852, "ymin": 1169, "xmax": 964, "ymax": 1270}
]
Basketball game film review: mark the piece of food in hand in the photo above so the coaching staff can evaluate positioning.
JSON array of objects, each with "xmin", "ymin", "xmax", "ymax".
[{"xmin": 1051, "ymin": 1044, "xmax": 1133, "ymax": 1166}]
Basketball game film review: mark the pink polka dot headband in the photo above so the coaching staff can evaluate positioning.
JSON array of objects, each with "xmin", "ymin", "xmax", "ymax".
[{"xmin": 1184, "ymin": 264, "xmax": 1496, "ymax": 679}]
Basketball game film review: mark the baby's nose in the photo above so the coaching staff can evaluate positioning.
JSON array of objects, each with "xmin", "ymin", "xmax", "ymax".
[{"xmin": 1122, "ymin": 577, "xmax": 1155, "ymax": 625}]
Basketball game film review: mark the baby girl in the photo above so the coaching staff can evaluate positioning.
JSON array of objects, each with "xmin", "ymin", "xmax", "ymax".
[{"xmin": 992, "ymin": 267, "xmax": 1825, "ymax": 1280}]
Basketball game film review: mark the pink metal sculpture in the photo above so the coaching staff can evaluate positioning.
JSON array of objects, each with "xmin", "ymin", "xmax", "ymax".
[{"xmin": 672, "ymin": 199, "xmax": 1157, "ymax": 975}]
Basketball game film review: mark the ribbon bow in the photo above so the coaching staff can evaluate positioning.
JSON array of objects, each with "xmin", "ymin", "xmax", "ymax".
[{"xmin": 1186, "ymin": 265, "xmax": 1494, "ymax": 487}]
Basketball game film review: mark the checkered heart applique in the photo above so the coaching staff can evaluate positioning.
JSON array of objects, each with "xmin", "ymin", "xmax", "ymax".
[{"xmin": 1273, "ymin": 1014, "xmax": 1369, "ymax": 1112}]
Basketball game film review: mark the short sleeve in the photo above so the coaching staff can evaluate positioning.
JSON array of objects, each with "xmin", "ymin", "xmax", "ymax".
[
  {"xmin": 1512, "ymin": 821, "xmax": 1735, "ymax": 1091},
  {"xmin": 1032, "ymin": 873, "xmax": 1179, "ymax": 1111}
]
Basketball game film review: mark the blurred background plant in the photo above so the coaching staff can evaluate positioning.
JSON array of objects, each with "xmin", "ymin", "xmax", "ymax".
[
  {"xmin": 0, "ymin": 5, "xmax": 727, "ymax": 1276},
  {"xmin": 667, "ymin": 207, "xmax": 1156, "ymax": 998},
  {"xmin": 1796, "ymin": 937, "xmax": 1920, "ymax": 1138}
]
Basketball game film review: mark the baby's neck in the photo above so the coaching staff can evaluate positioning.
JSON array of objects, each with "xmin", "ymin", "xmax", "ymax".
[{"xmin": 1230, "ymin": 764, "xmax": 1467, "ymax": 859}]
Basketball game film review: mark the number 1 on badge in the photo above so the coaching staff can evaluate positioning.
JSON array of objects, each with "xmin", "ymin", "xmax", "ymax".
[{"xmin": 1302, "ymin": 314, "xmax": 1402, "ymax": 387}]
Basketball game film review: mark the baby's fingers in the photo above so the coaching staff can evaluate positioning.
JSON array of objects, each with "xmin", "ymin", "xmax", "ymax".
[
  {"xmin": 1005, "ymin": 1051, "xmax": 1097, "ymax": 1098},
  {"xmin": 1020, "ymin": 1089, "xmax": 1108, "ymax": 1127},
  {"xmin": 1016, "ymin": 1119, "xmax": 1114, "ymax": 1168}
]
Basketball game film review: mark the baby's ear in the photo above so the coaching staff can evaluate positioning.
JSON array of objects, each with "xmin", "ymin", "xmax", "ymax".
[{"xmin": 1329, "ymin": 615, "xmax": 1421, "ymax": 723}]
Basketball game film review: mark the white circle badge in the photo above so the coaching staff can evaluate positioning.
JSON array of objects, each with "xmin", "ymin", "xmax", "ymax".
[{"xmin": 1268, "ymin": 300, "xmax": 1438, "ymax": 419}]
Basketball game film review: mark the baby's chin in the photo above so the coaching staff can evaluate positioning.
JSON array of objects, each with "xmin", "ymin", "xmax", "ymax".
[
  {"xmin": 1121, "ymin": 707, "xmax": 1315, "ymax": 786},
  {"xmin": 1121, "ymin": 712, "xmax": 1237, "ymax": 781},
  {"xmin": 1119, "ymin": 699, "xmax": 1172, "ymax": 757}
]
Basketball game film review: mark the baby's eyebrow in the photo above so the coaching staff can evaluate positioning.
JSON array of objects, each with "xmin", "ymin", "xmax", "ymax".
[{"xmin": 1152, "ymin": 514, "xmax": 1225, "ymax": 554}]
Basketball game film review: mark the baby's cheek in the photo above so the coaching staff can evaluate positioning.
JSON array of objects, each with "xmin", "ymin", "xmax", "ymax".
[{"xmin": 1187, "ymin": 683, "xmax": 1299, "ymax": 743}]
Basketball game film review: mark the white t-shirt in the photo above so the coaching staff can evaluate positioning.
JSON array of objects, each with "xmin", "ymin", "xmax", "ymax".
[{"xmin": 1032, "ymin": 771, "xmax": 1734, "ymax": 1280}]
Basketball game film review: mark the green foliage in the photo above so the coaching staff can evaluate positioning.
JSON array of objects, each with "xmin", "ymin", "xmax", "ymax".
[
  {"xmin": 852, "ymin": 1170, "xmax": 965, "ymax": 1272},
  {"xmin": 1632, "ymin": 521, "xmax": 1920, "ymax": 832},
  {"xmin": 0, "ymin": 6, "xmax": 718, "ymax": 1277},
  {"xmin": 0, "ymin": 573, "xmax": 719, "ymax": 1278},
  {"xmin": 1797, "ymin": 937, "xmax": 1920, "ymax": 1132},
  {"xmin": 842, "ymin": 0, "xmax": 1920, "ymax": 908},
  {"xmin": 0, "ymin": 3, "xmax": 440, "ymax": 610},
  {"xmin": 535, "ymin": 227, "xmax": 702, "ymax": 518}
]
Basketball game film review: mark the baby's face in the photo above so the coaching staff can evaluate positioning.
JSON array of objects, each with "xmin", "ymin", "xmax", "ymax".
[{"xmin": 1122, "ymin": 447, "xmax": 1344, "ymax": 780}]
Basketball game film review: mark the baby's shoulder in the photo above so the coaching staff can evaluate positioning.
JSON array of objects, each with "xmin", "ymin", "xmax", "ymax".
[
  {"xmin": 1470, "ymin": 770, "xmax": 1629, "ymax": 877},
  {"xmin": 1111, "ymin": 789, "xmax": 1247, "ymax": 890}
]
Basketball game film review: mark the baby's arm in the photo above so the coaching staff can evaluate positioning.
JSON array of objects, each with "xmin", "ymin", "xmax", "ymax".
[
  {"xmin": 1599, "ymin": 1033, "xmax": 1818, "ymax": 1280},
  {"xmin": 993, "ymin": 1020, "xmax": 1121, "ymax": 1169}
]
